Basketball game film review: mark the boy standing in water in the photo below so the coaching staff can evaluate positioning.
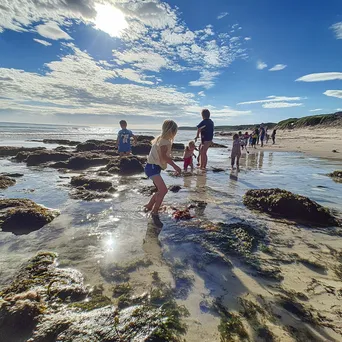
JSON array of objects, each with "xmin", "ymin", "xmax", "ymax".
[
  {"xmin": 271, "ymin": 129, "xmax": 277, "ymax": 144},
  {"xmin": 195, "ymin": 109, "xmax": 214, "ymax": 170},
  {"xmin": 116, "ymin": 120, "xmax": 137, "ymax": 156}
]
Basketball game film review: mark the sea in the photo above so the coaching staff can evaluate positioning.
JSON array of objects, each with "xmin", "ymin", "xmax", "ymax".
[{"xmin": 1, "ymin": 122, "xmax": 342, "ymax": 341}]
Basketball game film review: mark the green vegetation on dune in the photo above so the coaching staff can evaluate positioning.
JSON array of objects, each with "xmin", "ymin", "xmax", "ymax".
[{"xmin": 276, "ymin": 112, "xmax": 342, "ymax": 129}]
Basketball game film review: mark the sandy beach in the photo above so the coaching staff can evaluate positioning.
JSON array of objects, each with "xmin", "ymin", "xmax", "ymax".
[{"xmin": 262, "ymin": 127, "xmax": 342, "ymax": 161}]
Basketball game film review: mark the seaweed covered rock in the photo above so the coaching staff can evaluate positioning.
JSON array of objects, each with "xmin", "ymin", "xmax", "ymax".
[
  {"xmin": 0, "ymin": 252, "xmax": 188, "ymax": 342},
  {"xmin": 243, "ymin": 188, "xmax": 339, "ymax": 226},
  {"xmin": 0, "ymin": 199, "xmax": 59, "ymax": 235},
  {"xmin": 137, "ymin": 135, "xmax": 154, "ymax": 142},
  {"xmin": 51, "ymin": 153, "xmax": 111, "ymax": 170},
  {"xmin": 106, "ymin": 156, "xmax": 145, "ymax": 175},
  {"xmin": 211, "ymin": 142, "xmax": 227, "ymax": 148},
  {"xmin": 328, "ymin": 170, "xmax": 342, "ymax": 183},
  {"xmin": 0, "ymin": 146, "xmax": 46, "ymax": 157},
  {"xmin": 172, "ymin": 143, "xmax": 185, "ymax": 150},
  {"xmin": 26, "ymin": 151, "xmax": 72, "ymax": 166},
  {"xmin": 76, "ymin": 141, "xmax": 115, "ymax": 152},
  {"xmin": 1, "ymin": 173, "xmax": 23, "ymax": 178},
  {"xmin": 0, "ymin": 175, "xmax": 16, "ymax": 189},
  {"xmin": 69, "ymin": 176, "xmax": 116, "ymax": 201},
  {"xmin": 131, "ymin": 143, "xmax": 151, "ymax": 155}
]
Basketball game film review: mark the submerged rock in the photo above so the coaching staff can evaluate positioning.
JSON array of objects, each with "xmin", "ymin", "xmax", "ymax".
[
  {"xmin": 26, "ymin": 151, "xmax": 72, "ymax": 166},
  {"xmin": 0, "ymin": 252, "xmax": 188, "ymax": 342},
  {"xmin": 243, "ymin": 188, "xmax": 339, "ymax": 227},
  {"xmin": 1, "ymin": 173, "xmax": 24, "ymax": 178},
  {"xmin": 51, "ymin": 153, "xmax": 111, "ymax": 170},
  {"xmin": 0, "ymin": 199, "xmax": 59, "ymax": 235},
  {"xmin": 211, "ymin": 142, "xmax": 227, "ymax": 148},
  {"xmin": 0, "ymin": 146, "xmax": 46, "ymax": 157},
  {"xmin": 328, "ymin": 170, "xmax": 342, "ymax": 183},
  {"xmin": 0, "ymin": 176, "xmax": 16, "ymax": 189}
]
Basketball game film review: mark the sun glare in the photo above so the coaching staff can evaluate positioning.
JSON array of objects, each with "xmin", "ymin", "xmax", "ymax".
[{"xmin": 94, "ymin": 3, "xmax": 128, "ymax": 37}]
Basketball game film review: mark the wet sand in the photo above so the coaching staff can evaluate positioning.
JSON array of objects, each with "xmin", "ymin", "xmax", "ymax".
[{"xmin": 261, "ymin": 127, "xmax": 342, "ymax": 161}]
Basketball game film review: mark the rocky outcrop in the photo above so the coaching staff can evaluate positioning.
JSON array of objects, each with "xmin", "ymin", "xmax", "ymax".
[
  {"xmin": 243, "ymin": 188, "xmax": 339, "ymax": 227},
  {"xmin": 0, "ymin": 146, "xmax": 45, "ymax": 157},
  {"xmin": 0, "ymin": 199, "xmax": 59, "ymax": 235},
  {"xmin": 0, "ymin": 176, "xmax": 16, "ymax": 189},
  {"xmin": 26, "ymin": 151, "xmax": 72, "ymax": 166},
  {"xmin": 328, "ymin": 170, "xmax": 342, "ymax": 183},
  {"xmin": 137, "ymin": 135, "xmax": 154, "ymax": 142},
  {"xmin": 172, "ymin": 143, "xmax": 185, "ymax": 150},
  {"xmin": 51, "ymin": 153, "xmax": 112, "ymax": 170},
  {"xmin": 106, "ymin": 156, "xmax": 145, "ymax": 175},
  {"xmin": 76, "ymin": 141, "xmax": 115, "ymax": 152},
  {"xmin": 0, "ymin": 252, "xmax": 188, "ymax": 342},
  {"xmin": 0, "ymin": 173, "xmax": 23, "ymax": 178},
  {"xmin": 131, "ymin": 143, "xmax": 151, "ymax": 155},
  {"xmin": 42, "ymin": 139, "xmax": 80, "ymax": 146},
  {"xmin": 69, "ymin": 176, "xmax": 116, "ymax": 201}
]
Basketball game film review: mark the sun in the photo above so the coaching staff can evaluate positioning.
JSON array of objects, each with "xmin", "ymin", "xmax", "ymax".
[{"xmin": 94, "ymin": 3, "xmax": 128, "ymax": 37}]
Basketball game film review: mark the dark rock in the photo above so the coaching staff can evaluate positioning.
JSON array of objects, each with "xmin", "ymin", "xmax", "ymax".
[
  {"xmin": 69, "ymin": 189, "xmax": 113, "ymax": 201},
  {"xmin": 169, "ymin": 185, "xmax": 182, "ymax": 193},
  {"xmin": 332, "ymin": 149, "xmax": 339, "ymax": 153},
  {"xmin": 0, "ymin": 146, "xmax": 46, "ymax": 157},
  {"xmin": 243, "ymin": 188, "xmax": 339, "ymax": 227},
  {"xmin": 0, "ymin": 252, "xmax": 188, "ymax": 342},
  {"xmin": 51, "ymin": 153, "xmax": 111, "ymax": 170},
  {"xmin": 328, "ymin": 170, "xmax": 342, "ymax": 183},
  {"xmin": 212, "ymin": 167, "xmax": 225, "ymax": 172},
  {"xmin": 13, "ymin": 151, "xmax": 30, "ymax": 162},
  {"xmin": 76, "ymin": 142, "xmax": 115, "ymax": 152},
  {"xmin": 211, "ymin": 142, "xmax": 227, "ymax": 148},
  {"xmin": 0, "ymin": 199, "xmax": 59, "ymax": 235},
  {"xmin": 172, "ymin": 143, "xmax": 185, "ymax": 150},
  {"xmin": 70, "ymin": 176, "xmax": 113, "ymax": 191},
  {"xmin": 54, "ymin": 146, "xmax": 69, "ymax": 152},
  {"xmin": 1, "ymin": 173, "xmax": 24, "ymax": 178},
  {"xmin": 137, "ymin": 135, "xmax": 154, "ymax": 142},
  {"xmin": 42, "ymin": 139, "xmax": 80, "ymax": 146},
  {"xmin": 139, "ymin": 186, "xmax": 157, "ymax": 196},
  {"xmin": 26, "ymin": 151, "xmax": 72, "ymax": 166},
  {"xmin": 131, "ymin": 143, "xmax": 151, "ymax": 155},
  {"xmin": 0, "ymin": 176, "xmax": 16, "ymax": 189},
  {"xmin": 106, "ymin": 156, "xmax": 144, "ymax": 175}
]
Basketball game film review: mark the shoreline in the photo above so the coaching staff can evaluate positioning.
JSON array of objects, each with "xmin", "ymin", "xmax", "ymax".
[{"xmin": 239, "ymin": 127, "xmax": 342, "ymax": 162}]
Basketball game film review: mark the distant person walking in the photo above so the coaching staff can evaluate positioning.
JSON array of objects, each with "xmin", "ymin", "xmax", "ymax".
[
  {"xmin": 231, "ymin": 134, "xmax": 242, "ymax": 170},
  {"xmin": 271, "ymin": 129, "xmax": 277, "ymax": 144},
  {"xmin": 256, "ymin": 127, "xmax": 260, "ymax": 145},
  {"xmin": 252, "ymin": 130, "xmax": 257, "ymax": 148},
  {"xmin": 260, "ymin": 125, "xmax": 266, "ymax": 147}
]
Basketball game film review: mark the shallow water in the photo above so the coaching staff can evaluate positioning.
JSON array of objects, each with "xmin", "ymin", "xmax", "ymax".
[{"xmin": 1, "ymin": 124, "xmax": 342, "ymax": 341}]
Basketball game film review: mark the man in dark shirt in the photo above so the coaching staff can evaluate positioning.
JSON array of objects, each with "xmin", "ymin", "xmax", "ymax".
[{"xmin": 195, "ymin": 109, "xmax": 214, "ymax": 170}]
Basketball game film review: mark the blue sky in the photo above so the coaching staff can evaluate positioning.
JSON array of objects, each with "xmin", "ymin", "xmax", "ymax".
[{"xmin": 0, "ymin": 0, "xmax": 341, "ymax": 128}]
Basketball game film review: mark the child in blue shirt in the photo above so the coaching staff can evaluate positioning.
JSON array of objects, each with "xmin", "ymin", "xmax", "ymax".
[
  {"xmin": 116, "ymin": 120, "xmax": 137, "ymax": 156},
  {"xmin": 195, "ymin": 109, "xmax": 214, "ymax": 170}
]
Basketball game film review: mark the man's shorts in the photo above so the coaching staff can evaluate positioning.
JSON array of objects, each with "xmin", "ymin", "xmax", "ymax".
[{"xmin": 145, "ymin": 163, "xmax": 162, "ymax": 178}]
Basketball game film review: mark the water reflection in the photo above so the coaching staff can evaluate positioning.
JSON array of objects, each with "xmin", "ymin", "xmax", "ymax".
[{"xmin": 143, "ymin": 222, "xmax": 162, "ymax": 262}]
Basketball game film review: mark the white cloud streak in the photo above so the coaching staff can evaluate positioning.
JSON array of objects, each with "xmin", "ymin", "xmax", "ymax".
[
  {"xmin": 257, "ymin": 60, "xmax": 267, "ymax": 70},
  {"xmin": 269, "ymin": 64, "xmax": 287, "ymax": 71},
  {"xmin": 262, "ymin": 102, "xmax": 303, "ymax": 109},
  {"xmin": 323, "ymin": 90, "xmax": 342, "ymax": 99},
  {"xmin": 35, "ymin": 21, "xmax": 72, "ymax": 40},
  {"xmin": 33, "ymin": 38, "xmax": 52, "ymax": 46},
  {"xmin": 238, "ymin": 96, "xmax": 304, "ymax": 105},
  {"xmin": 309, "ymin": 108, "xmax": 323, "ymax": 112},
  {"xmin": 331, "ymin": 22, "xmax": 342, "ymax": 39},
  {"xmin": 296, "ymin": 72, "xmax": 342, "ymax": 82},
  {"xmin": 189, "ymin": 70, "xmax": 220, "ymax": 89},
  {"xmin": 217, "ymin": 12, "xmax": 229, "ymax": 20}
]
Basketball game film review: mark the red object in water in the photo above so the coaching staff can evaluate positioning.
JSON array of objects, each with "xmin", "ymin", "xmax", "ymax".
[{"xmin": 173, "ymin": 209, "xmax": 193, "ymax": 220}]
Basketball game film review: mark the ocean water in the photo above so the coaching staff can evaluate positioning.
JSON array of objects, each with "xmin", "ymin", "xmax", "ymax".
[{"xmin": 1, "ymin": 123, "xmax": 342, "ymax": 341}]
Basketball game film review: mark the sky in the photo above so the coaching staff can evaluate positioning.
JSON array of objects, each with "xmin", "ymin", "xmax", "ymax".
[{"xmin": 0, "ymin": 0, "xmax": 341, "ymax": 128}]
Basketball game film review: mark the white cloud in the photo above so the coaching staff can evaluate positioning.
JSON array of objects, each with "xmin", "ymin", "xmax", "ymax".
[
  {"xmin": 262, "ymin": 102, "xmax": 303, "ymax": 109},
  {"xmin": 198, "ymin": 91, "xmax": 205, "ymax": 97},
  {"xmin": 323, "ymin": 90, "xmax": 342, "ymax": 99},
  {"xmin": 189, "ymin": 70, "xmax": 220, "ymax": 89},
  {"xmin": 309, "ymin": 108, "xmax": 323, "ymax": 112},
  {"xmin": 185, "ymin": 105, "xmax": 251, "ymax": 118},
  {"xmin": 296, "ymin": 72, "xmax": 342, "ymax": 82},
  {"xmin": 336, "ymin": 108, "xmax": 342, "ymax": 111},
  {"xmin": 331, "ymin": 22, "xmax": 342, "ymax": 39},
  {"xmin": 257, "ymin": 60, "xmax": 267, "ymax": 70},
  {"xmin": 244, "ymin": 37, "xmax": 251, "ymax": 41},
  {"xmin": 33, "ymin": 38, "xmax": 52, "ymax": 46},
  {"xmin": 269, "ymin": 64, "xmax": 287, "ymax": 71},
  {"xmin": 35, "ymin": 21, "xmax": 72, "ymax": 40},
  {"xmin": 217, "ymin": 12, "xmax": 229, "ymax": 20},
  {"xmin": 238, "ymin": 95, "xmax": 303, "ymax": 105}
]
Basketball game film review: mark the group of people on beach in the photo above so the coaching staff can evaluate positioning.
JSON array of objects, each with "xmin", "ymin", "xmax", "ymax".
[{"xmin": 115, "ymin": 109, "xmax": 277, "ymax": 225}]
